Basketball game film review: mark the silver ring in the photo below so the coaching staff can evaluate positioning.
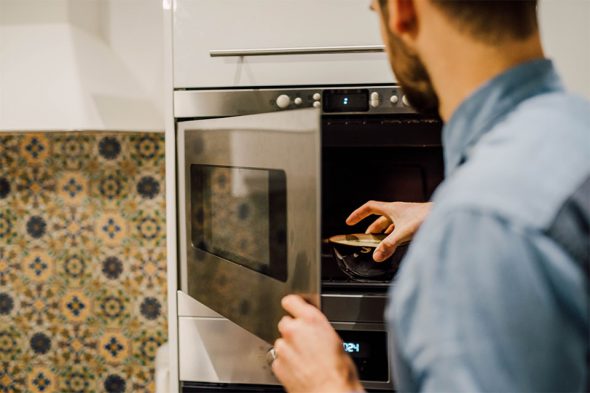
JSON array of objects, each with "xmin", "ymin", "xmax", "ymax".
[{"xmin": 266, "ymin": 347, "xmax": 278, "ymax": 366}]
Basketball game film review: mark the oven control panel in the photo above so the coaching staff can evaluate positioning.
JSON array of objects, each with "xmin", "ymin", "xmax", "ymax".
[
  {"xmin": 173, "ymin": 85, "xmax": 416, "ymax": 118},
  {"xmin": 273, "ymin": 87, "xmax": 414, "ymax": 115}
]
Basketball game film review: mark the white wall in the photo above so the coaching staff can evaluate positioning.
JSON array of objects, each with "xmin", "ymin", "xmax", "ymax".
[
  {"xmin": 539, "ymin": 0, "xmax": 590, "ymax": 99},
  {"xmin": 0, "ymin": 0, "xmax": 164, "ymax": 131}
]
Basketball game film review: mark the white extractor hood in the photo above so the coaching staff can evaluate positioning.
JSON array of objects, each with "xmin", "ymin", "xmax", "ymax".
[{"xmin": 0, "ymin": 0, "xmax": 164, "ymax": 131}]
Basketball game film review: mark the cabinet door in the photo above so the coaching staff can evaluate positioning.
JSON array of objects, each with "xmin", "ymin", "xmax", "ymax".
[
  {"xmin": 177, "ymin": 108, "xmax": 321, "ymax": 345},
  {"xmin": 173, "ymin": 0, "xmax": 394, "ymax": 88}
]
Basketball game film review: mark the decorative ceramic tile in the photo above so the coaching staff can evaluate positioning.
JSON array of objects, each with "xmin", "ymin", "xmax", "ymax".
[{"xmin": 0, "ymin": 132, "xmax": 167, "ymax": 393}]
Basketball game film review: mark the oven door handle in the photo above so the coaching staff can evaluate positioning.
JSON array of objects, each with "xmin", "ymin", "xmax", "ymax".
[{"xmin": 209, "ymin": 45, "xmax": 385, "ymax": 57}]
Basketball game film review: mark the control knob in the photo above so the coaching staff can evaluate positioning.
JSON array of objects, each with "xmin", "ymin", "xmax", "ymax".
[
  {"xmin": 402, "ymin": 95, "xmax": 410, "ymax": 107},
  {"xmin": 370, "ymin": 92, "xmax": 381, "ymax": 108},
  {"xmin": 276, "ymin": 94, "xmax": 291, "ymax": 109}
]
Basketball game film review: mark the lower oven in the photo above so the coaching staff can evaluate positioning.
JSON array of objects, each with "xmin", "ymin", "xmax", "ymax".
[{"xmin": 175, "ymin": 86, "xmax": 444, "ymax": 391}]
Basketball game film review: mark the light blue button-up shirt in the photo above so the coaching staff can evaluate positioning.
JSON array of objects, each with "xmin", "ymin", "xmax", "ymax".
[{"xmin": 388, "ymin": 59, "xmax": 590, "ymax": 392}]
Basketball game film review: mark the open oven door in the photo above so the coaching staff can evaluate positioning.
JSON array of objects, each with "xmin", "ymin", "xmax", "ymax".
[{"xmin": 177, "ymin": 108, "xmax": 321, "ymax": 345}]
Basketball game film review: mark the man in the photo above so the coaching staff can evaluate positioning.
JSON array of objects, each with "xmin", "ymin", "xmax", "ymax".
[{"xmin": 271, "ymin": 0, "xmax": 590, "ymax": 392}]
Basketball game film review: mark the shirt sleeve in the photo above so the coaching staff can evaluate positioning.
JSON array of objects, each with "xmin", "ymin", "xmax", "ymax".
[{"xmin": 387, "ymin": 209, "xmax": 587, "ymax": 393}]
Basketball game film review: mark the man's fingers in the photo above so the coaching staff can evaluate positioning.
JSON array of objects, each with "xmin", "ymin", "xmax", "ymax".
[
  {"xmin": 271, "ymin": 338, "xmax": 298, "ymax": 381},
  {"xmin": 277, "ymin": 315, "xmax": 295, "ymax": 337},
  {"xmin": 281, "ymin": 295, "xmax": 322, "ymax": 321},
  {"xmin": 273, "ymin": 338, "xmax": 295, "ymax": 360},
  {"xmin": 373, "ymin": 232, "xmax": 402, "ymax": 262},
  {"xmin": 365, "ymin": 216, "xmax": 392, "ymax": 234},
  {"xmin": 346, "ymin": 200, "xmax": 390, "ymax": 226}
]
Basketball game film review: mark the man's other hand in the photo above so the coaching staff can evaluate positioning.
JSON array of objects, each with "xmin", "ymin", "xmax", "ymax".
[
  {"xmin": 346, "ymin": 201, "xmax": 432, "ymax": 262},
  {"xmin": 272, "ymin": 295, "xmax": 364, "ymax": 393}
]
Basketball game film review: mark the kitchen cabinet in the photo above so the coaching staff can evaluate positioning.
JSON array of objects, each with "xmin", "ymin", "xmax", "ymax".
[{"xmin": 173, "ymin": 0, "xmax": 395, "ymax": 88}]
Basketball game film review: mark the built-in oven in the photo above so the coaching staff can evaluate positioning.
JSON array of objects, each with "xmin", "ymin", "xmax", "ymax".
[{"xmin": 176, "ymin": 86, "xmax": 444, "ymax": 392}]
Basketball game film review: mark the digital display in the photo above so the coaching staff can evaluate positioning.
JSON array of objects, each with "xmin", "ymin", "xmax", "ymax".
[
  {"xmin": 323, "ymin": 89, "xmax": 369, "ymax": 112},
  {"xmin": 338, "ymin": 330, "xmax": 388, "ymax": 382},
  {"xmin": 343, "ymin": 342, "xmax": 361, "ymax": 354},
  {"xmin": 342, "ymin": 340, "xmax": 368, "ymax": 357}
]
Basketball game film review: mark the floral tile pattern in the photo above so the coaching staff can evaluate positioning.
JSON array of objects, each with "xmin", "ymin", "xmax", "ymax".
[{"xmin": 0, "ymin": 132, "xmax": 167, "ymax": 393}]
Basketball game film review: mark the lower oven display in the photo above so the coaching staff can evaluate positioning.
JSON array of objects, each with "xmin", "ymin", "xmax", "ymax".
[
  {"xmin": 343, "ymin": 341, "xmax": 367, "ymax": 356},
  {"xmin": 337, "ymin": 330, "xmax": 389, "ymax": 382}
]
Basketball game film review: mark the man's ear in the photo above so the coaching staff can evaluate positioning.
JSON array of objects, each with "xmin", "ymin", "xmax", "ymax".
[{"xmin": 386, "ymin": 0, "xmax": 419, "ymax": 41}]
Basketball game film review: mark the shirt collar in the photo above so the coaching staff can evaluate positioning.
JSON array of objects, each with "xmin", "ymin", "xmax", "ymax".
[{"xmin": 442, "ymin": 59, "xmax": 564, "ymax": 177}]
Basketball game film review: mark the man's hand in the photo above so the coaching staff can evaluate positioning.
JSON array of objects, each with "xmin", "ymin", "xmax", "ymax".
[
  {"xmin": 272, "ymin": 295, "xmax": 364, "ymax": 393},
  {"xmin": 346, "ymin": 201, "xmax": 432, "ymax": 262}
]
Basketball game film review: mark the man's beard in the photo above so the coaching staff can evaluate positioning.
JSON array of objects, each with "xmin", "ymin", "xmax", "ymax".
[{"xmin": 385, "ymin": 33, "xmax": 440, "ymax": 117}]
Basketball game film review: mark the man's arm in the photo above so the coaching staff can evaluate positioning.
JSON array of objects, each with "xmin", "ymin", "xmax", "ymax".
[{"xmin": 389, "ymin": 209, "xmax": 587, "ymax": 392}]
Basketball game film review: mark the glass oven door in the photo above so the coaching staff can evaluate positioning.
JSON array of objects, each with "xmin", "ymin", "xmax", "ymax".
[{"xmin": 177, "ymin": 108, "xmax": 321, "ymax": 345}]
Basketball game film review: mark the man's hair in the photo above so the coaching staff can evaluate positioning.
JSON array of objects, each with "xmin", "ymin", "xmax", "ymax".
[
  {"xmin": 431, "ymin": 0, "xmax": 538, "ymax": 43},
  {"xmin": 379, "ymin": 0, "xmax": 538, "ymax": 43}
]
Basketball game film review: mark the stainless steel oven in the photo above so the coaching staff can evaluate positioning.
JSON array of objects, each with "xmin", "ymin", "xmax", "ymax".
[{"xmin": 176, "ymin": 86, "xmax": 444, "ymax": 392}]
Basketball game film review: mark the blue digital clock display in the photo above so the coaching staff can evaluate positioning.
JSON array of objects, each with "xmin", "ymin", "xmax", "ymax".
[
  {"xmin": 343, "ymin": 342, "xmax": 361, "ymax": 354},
  {"xmin": 338, "ymin": 330, "xmax": 385, "ymax": 381},
  {"xmin": 323, "ymin": 89, "xmax": 369, "ymax": 112}
]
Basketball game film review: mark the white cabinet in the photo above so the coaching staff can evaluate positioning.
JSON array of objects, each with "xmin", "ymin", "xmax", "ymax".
[{"xmin": 173, "ymin": 0, "xmax": 395, "ymax": 88}]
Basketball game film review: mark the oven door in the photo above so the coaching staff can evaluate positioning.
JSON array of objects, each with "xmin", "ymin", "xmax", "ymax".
[{"xmin": 178, "ymin": 108, "xmax": 321, "ymax": 345}]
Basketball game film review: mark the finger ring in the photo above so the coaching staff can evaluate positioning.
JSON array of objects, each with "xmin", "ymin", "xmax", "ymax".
[{"xmin": 266, "ymin": 347, "xmax": 278, "ymax": 366}]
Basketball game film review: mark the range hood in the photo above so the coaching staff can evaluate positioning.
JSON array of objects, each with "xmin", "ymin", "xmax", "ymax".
[{"xmin": 0, "ymin": 0, "xmax": 164, "ymax": 131}]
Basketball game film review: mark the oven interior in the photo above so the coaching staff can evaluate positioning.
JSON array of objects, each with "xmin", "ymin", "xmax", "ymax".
[{"xmin": 320, "ymin": 115, "xmax": 444, "ymax": 291}]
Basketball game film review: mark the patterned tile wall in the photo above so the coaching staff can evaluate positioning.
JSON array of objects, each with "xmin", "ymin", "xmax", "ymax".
[{"xmin": 0, "ymin": 132, "xmax": 167, "ymax": 393}]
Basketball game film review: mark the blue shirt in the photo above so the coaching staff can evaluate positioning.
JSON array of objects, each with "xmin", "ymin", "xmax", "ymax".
[{"xmin": 388, "ymin": 59, "xmax": 590, "ymax": 392}]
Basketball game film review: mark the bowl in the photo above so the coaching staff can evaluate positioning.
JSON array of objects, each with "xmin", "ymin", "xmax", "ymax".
[{"xmin": 328, "ymin": 233, "xmax": 409, "ymax": 281}]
